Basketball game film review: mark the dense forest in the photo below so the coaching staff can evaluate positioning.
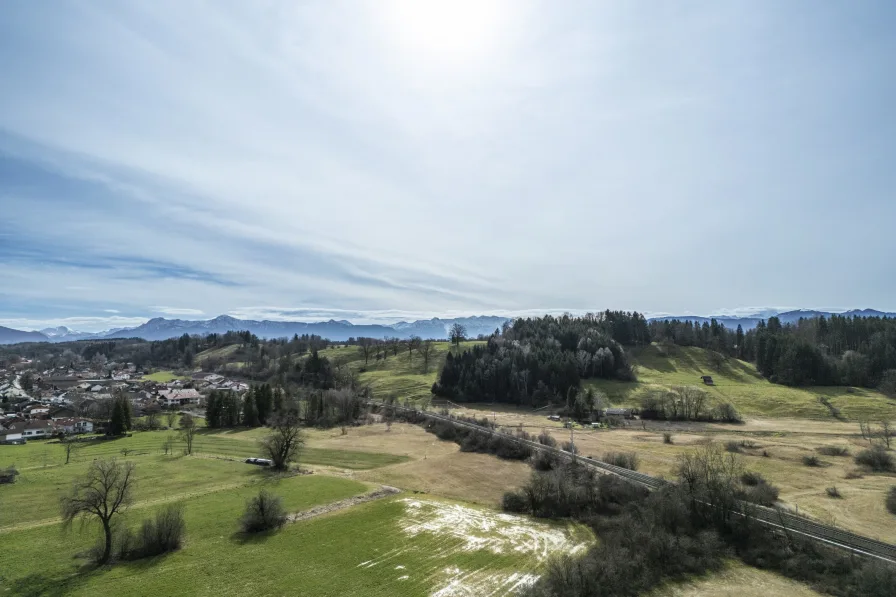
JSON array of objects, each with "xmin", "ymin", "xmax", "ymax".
[
  {"xmin": 432, "ymin": 312, "xmax": 649, "ymax": 407},
  {"xmin": 650, "ymin": 315, "xmax": 896, "ymax": 391}
]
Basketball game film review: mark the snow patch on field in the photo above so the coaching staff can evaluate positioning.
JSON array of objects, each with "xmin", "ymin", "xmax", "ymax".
[
  {"xmin": 400, "ymin": 498, "xmax": 583, "ymax": 562},
  {"xmin": 431, "ymin": 567, "xmax": 539, "ymax": 597}
]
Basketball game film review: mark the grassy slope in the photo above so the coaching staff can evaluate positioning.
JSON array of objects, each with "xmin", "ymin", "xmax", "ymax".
[
  {"xmin": 1, "ymin": 478, "xmax": 583, "ymax": 597},
  {"xmin": 585, "ymin": 344, "xmax": 896, "ymax": 420},
  {"xmin": 0, "ymin": 474, "xmax": 370, "ymax": 597},
  {"xmin": 0, "ymin": 431, "xmax": 408, "ymax": 530},
  {"xmin": 140, "ymin": 370, "xmax": 189, "ymax": 382},
  {"xmin": 320, "ymin": 341, "xmax": 483, "ymax": 402}
]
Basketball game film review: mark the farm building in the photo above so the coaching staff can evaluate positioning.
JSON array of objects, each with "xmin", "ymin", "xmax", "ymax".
[{"xmin": 158, "ymin": 388, "xmax": 201, "ymax": 407}]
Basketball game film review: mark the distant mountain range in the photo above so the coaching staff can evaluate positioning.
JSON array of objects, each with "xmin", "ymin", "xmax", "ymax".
[
  {"xmin": 649, "ymin": 309, "xmax": 896, "ymax": 331},
  {"xmin": 1, "ymin": 309, "xmax": 894, "ymax": 345},
  {"xmin": 0, "ymin": 325, "xmax": 50, "ymax": 344},
  {"xmin": 0, "ymin": 315, "xmax": 511, "ymax": 344}
]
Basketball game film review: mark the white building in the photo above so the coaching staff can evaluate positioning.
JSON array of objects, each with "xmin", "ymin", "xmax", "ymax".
[
  {"xmin": 158, "ymin": 389, "xmax": 201, "ymax": 407},
  {"xmin": 54, "ymin": 418, "xmax": 94, "ymax": 434}
]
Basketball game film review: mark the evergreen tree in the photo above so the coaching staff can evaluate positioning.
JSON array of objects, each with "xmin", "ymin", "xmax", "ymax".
[
  {"xmin": 272, "ymin": 387, "xmax": 284, "ymax": 415},
  {"xmin": 205, "ymin": 391, "xmax": 221, "ymax": 428},
  {"xmin": 121, "ymin": 397, "xmax": 133, "ymax": 431},
  {"xmin": 255, "ymin": 384, "xmax": 273, "ymax": 424},
  {"xmin": 109, "ymin": 400, "xmax": 126, "ymax": 436},
  {"xmin": 242, "ymin": 393, "xmax": 259, "ymax": 427}
]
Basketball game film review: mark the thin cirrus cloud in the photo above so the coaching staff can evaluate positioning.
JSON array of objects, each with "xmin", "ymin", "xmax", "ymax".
[{"xmin": 0, "ymin": 0, "xmax": 894, "ymax": 333}]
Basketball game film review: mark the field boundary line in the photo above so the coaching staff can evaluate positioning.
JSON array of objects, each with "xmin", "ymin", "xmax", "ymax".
[{"xmin": 288, "ymin": 486, "xmax": 401, "ymax": 523}]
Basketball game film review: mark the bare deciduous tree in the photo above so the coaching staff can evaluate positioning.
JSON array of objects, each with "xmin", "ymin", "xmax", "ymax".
[
  {"xmin": 407, "ymin": 336, "xmax": 421, "ymax": 362},
  {"xmin": 419, "ymin": 340, "xmax": 434, "ymax": 372},
  {"xmin": 449, "ymin": 323, "xmax": 467, "ymax": 351},
  {"xmin": 145, "ymin": 403, "xmax": 162, "ymax": 430},
  {"xmin": 61, "ymin": 436, "xmax": 80, "ymax": 465},
  {"xmin": 60, "ymin": 459, "xmax": 136, "ymax": 564},
  {"xmin": 358, "ymin": 337, "xmax": 375, "ymax": 366},
  {"xmin": 166, "ymin": 411, "xmax": 177, "ymax": 429},
  {"xmin": 880, "ymin": 420, "xmax": 893, "ymax": 449},
  {"xmin": 261, "ymin": 411, "xmax": 305, "ymax": 471},
  {"xmin": 180, "ymin": 413, "xmax": 197, "ymax": 455}
]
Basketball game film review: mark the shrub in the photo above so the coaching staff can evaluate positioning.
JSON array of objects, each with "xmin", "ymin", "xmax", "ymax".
[
  {"xmin": 740, "ymin": 439, "xmax": 756, "ymax": 449},
  {"xmin": 662, "ymin": 432, "xmax": 673, "ymax": 444},
  {"xmin": 855, "ymin": 446, "xmax": 895, "ymax": 472},
  {"xmin": 118, "ymin": 504, "xmax": 186, "ymax": 560},
  {"xmin": 738, "ymin": 471, "xmax": 780, "ymax": 506},
  {"xmin": 825, "ymin": 486, "xmax": 842, "ymax": 499},
  {"xmin": 489, "ymin": 433, "xmax": 533, "ymax": 460},
  {"xmin": 502, "ymin": 491, "xmax": 528, "ymax": 513},
  {"xmin": 0, "ymin": 466, "xmax": 19, "ymax": 484},
  {"xmin": 603, "ymin": 452, "xmax": 639, "ymax": 471},
  {"xmin": 886, "ymin": 487, "xmax": 896, "ymax": 515},
  {"xmin": 802, "ymin": 455, "xmax": 822, "ymax": 467},
  {"xmin": 762, "ymin": 450, "xmax": 770, "ymax": 457},
  {"xmin": 844, "ymin": 469, "xmax": 864, "ymax": 479},
  {"xmin": 537, "ymin": 430, "xmax": 557, "ymax": 448},
  {"xmin": 724, "ymin": 441, "xmax": 741, "ymax": 453},
  {"xmin": 715, "ymin": 403, "xmax": 742, "ymax": 423},
  {"xmin": 818, "ymin": 445, "xmax": 850, "ymax": 457},
  {"xmin": 740, "ymin": 471, "xmax": 765, "ymax": 486},
  {"xmin": 532, "ymin": 450, "xmax": 559, "ymax": 471},
  {"xmin": 459, "ymin": 430, "xmax": 490, "ymax": 453},
  {"xmin": 240, "ymin": 490, "xmax": 288, "ymax": 533},
  {"xmin": 739, "ymin": 480, "xmax": 780, "ymax": 507},
  {"xmin": 561, "ymin": 441, "xmax": 579, "ymax": 454}
]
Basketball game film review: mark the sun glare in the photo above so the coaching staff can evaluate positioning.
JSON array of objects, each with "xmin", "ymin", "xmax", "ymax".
[{"xmin": 379, "ymin": 0, "xmax": 509, "ymax": 69}]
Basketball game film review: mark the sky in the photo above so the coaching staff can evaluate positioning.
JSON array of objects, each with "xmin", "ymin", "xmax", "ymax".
[{"xmin": 1, "ymin": 1, "xmax": 895, "ymax": 332}]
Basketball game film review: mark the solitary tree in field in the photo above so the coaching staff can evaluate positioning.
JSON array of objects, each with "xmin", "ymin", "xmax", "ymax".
[
  {"xmin": 449, "ymin": 323, "xmax": 467, "ymax": 351},
  {"xmin": 60, "ymin": 459, "xmax": 136, "ymax": 564},
  {"xmin": 145, "ymin": 403, "xmax": 162, "ymax": 430},
  {"xmin": 261, "ymin": 411, "xmax": 304, "ymax": 471},
  {"xmin": 61, "ymin": 436, "xmax": 80, "ymax": 465},
  {"xmin": 180, "ymin": 413, "xmax": 197, "ymax": 455},
  {"xmin": 419, "ymin": 340, "xmax": 435, "ymax": 372}
]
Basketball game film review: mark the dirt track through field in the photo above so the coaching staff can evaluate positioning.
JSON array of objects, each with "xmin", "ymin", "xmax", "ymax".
[{"xmin": 288, "ymin": 485, "xmax": 401, "ymax": 523}]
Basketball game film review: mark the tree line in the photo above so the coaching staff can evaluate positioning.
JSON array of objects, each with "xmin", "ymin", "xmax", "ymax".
[
  {"xmin": 651, "ymin": 315, "xmax": 896, "ymax": 390},
  {"xmin": 206, "ymin": 384, "xmax": 364, "ymax": 430}
]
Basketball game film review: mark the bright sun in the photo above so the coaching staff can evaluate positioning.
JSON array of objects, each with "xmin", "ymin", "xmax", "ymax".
[{"xmin": 379, "ymin": 0, "xmax": 509, "ymax": 68}]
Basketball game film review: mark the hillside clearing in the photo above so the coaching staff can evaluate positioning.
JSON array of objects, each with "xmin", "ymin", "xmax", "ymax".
[
  {"xmin": 140, "ymin": 370, "xmax": 189, "ymax": 382},
  {"xmin": 583, "ymin": 344, "xmax": 896, "ymax": 420}
]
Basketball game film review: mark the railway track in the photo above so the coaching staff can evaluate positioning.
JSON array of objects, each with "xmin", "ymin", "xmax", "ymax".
[{"xmin": 373, "ymin": 401, "xmax": 896, "ymax": 564}]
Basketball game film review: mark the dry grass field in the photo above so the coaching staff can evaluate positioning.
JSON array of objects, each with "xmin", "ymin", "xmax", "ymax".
[
  {"xmin": 447, "ymin": 404, "xmax": 896, "ymax": 544},
  {"xmin": 306, "ymin": 422, "xmax": 533, "ymax": 505},
  {"xmin": 649, "ymin": 563, "xmax": 824, "ymax": 597}
]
